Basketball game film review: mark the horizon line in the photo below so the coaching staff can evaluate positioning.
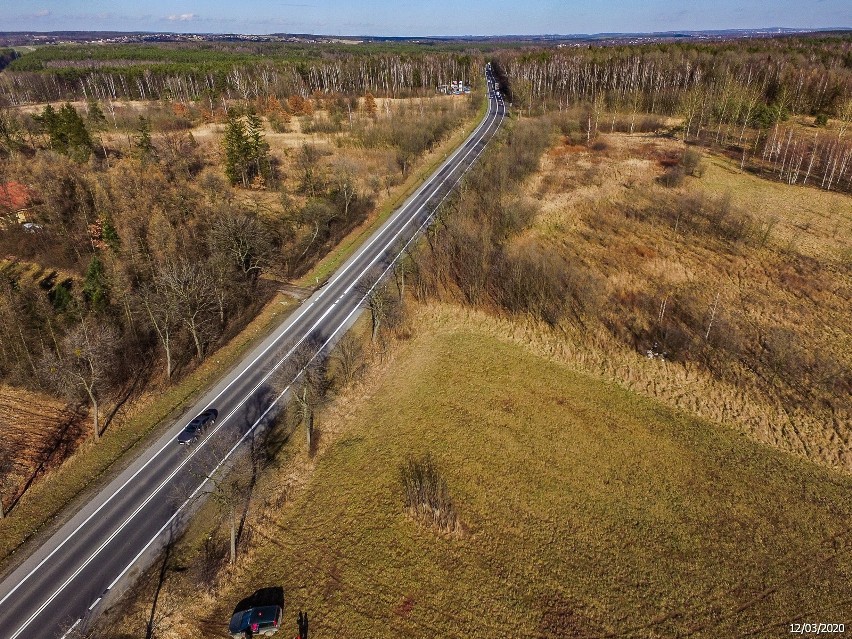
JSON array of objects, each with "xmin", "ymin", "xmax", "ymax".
[{"xmin": 2, "ymin": 26, "xmax": 851, "ymax": 40}]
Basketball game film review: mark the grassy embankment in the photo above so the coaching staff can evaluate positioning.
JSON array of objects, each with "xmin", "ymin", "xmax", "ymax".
[
  {"xmin": 0, "ymin": 93, "xmax": 487, "ymax": 571},
  {"xmin": 118, "ymin": 306, "xmax": 852, "ymax": 639}
]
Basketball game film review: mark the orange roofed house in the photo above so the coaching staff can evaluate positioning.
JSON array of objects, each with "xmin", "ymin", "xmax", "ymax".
[{"xmin": 0, "ymin": 181, "xmax": 34, "ymax": 225}]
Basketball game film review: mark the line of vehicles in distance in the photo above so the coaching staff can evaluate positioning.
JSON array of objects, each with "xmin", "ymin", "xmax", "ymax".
[{"xmin": 485, "ymin": 65, "xmax": 502, "ymax": 100}]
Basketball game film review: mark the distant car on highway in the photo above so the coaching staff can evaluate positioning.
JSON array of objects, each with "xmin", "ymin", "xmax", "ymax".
[
  {"xmin": 228, "ymin": 606, "xmax": 283, "ymax": 638},
  {"xmin": 176, "ymin": 408, "xmax": 218, "ymax": 445}
]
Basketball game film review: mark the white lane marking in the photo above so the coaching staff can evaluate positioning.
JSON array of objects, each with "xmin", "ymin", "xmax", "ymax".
[
  {"xmin": 102, "ymin": 104, "xmax": 505, "ymax": 596},
  {"xmin": 6, "ymin": 308, "xmax": 326, "ymax": 639},
  {"xmin": 87, "ymin": 598, "xmax": 101, "ymax": 612},
  {"xmin": 58, "ymin": 618, "xmax": 81, "ymax": 639},
  {"xmin": 0, "ymin": 79, "xmax": 499, "ymax": 614},
  {"xmin": 4, "ymin": 89, "xmax": 502, "ymax": 638},
  {"xmin": 118, "ymin": 92, "xmax": 505, "ymax": 602}
]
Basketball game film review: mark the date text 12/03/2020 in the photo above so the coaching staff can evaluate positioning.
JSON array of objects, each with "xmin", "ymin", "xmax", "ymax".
[{"xmin": 790, "ymin": 624, "xmax": 845, "ymax": 635}]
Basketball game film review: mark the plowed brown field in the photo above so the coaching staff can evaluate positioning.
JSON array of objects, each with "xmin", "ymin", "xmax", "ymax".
[{"xmin": 0, "ymin": 386, "xmax": 83, "ymax": 514}]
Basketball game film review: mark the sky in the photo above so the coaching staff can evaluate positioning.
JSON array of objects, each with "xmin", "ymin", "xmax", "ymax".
[{"xmin": 3, "ymin": 0, "xmax": 850, "ymax": 37}]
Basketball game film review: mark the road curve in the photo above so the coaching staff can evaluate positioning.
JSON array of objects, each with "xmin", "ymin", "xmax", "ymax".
[{"xmin": 0, "ymin": 66, "xmax": 506, "ymax": 639}]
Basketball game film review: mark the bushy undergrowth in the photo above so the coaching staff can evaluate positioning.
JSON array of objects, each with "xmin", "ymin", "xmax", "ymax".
[
  {"xmin": 0, "ymin": 90, "xmax": 480, "ymax": 523},
  {"xmin": 405, "ymin": 111, "xmax": 850, "ymax": 464},
  {"xmin": 401, "ymin": 454, "xmax": 459, "ymax": 534},
  {"xmin": 353, "ymin": 100, "xmax": 476, "ymax": 175},
  {"xmin": 407, "ymin": 115, "xmax": 601, "ymax": 326}
]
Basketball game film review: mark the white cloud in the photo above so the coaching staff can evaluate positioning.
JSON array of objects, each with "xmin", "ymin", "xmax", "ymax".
[
  {"xmin": 34, "ymin": 9, "xmax": 51, "ymax": 17},
  {"xmin": 167, "ymin": 13, "xmax": 197, "ymax": 21}
]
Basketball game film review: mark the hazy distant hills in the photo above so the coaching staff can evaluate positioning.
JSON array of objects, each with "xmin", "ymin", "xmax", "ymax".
[{"xmin": 1, "ymin": 27, "xmax": 850, "ymax": 48}]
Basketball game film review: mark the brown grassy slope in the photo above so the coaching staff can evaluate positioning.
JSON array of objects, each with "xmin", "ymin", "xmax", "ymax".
[
  {"xmin": 520, "ymin": 131, "xmax": 851, "ymax": 470},
  {"xmin": 108, "ymin": 307, "xmax": 852, "ymax": 639},
  {"xmin": 0, "ymin": 386, "xmax": 83, "ymax": 511},
  {"xmin": 698, "ymin": 153, "xmax": 852, "ymax": 263}
]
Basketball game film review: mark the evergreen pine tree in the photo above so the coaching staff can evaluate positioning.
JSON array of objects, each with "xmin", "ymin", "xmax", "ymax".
[
  {"xmin": 35, "ymin": 103, "xmax": 93, "ymax": 161},
  {"xmin": 87, "ymin": 99, "xmax": 110, "ymax": 163},
  {"xmin": 83, "ymin": 255, "xmax": 109, "ymax": 312},
  {"xmin": 135, "ymin": 116, "xmax": 154, "ymax": 163},
  {"xmin": 223, "ymin": 114, "xmax": 250, "ymax": 187},
  {"xmin": 101, "ymin": 217, "xmax": 120, "ymax": 251},
  {"xmin": 245, "ymin": 112, "xmax": 270, "ymax": 186},
  {"xmin": 59, "ymin": 103, "xmax": 93, "ymax": 161},
  {"xmin": 34, "ymin": 104, "xmax": 60, "ymax": 149},
  {"xmin": 86, "ymin": 100, "xmax": 107, "ymax": 128}
]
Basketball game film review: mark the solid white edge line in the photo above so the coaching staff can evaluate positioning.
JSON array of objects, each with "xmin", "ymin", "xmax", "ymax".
[
  {"xmin": 109, "ymin": 92, "xmax": 504, "ymax": 606},
  {"xmin": 4, "ymin": 80, "xmax": 503, "ymax": 638},
  {"xmin": 0, "ymin": 73, "xmax": 498, "ymax": 614}
]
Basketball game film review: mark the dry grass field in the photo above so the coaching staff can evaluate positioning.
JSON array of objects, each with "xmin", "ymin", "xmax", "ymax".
[
  {"xmin": 520, "ymin": 130, "xmax": 851, "ymax": 470},
  {"xmin": 95, "ymin": 126, "xmax": 852, "ymax": 639},
  {"xmin": 102, "ymin": 307, "xmax": 852, "ymax": 639}
]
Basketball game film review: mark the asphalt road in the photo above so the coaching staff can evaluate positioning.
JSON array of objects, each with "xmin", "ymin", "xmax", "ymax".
[{"xmin": 0, "ymin": 66, "xmax": 506, "ymax": 639}]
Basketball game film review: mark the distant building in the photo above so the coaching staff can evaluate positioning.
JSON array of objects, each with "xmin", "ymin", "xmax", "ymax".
[{"xmin": 0, "ymin": 181, "xmax": 33, "ymax": 223}]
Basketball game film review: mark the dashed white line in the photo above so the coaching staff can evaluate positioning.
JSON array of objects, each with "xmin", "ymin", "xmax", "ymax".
[{"xmin": 58, "ymin": 618, "xmax": 81, "ymax": 639}]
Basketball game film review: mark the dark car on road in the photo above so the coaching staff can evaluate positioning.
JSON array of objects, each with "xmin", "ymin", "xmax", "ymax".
[
  {"xmin": 176, "ymin": 408, "xmax": 218, "ymax": 445},
  {"xmin": 228, "ymin": 605, "xmax": 282, "ymax": 638}
]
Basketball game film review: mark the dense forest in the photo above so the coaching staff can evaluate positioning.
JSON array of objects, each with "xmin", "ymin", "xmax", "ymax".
[
  {"xmin": 0, "ymin": 73, "xmax": 478, "ymax": 477},
  {"xmin": 0, "ymin": 50, "xmax": 17, "ymax": 73},
  {"xmin": 494, "ymin": 35, "xmax": 852, "ymax": 192},
  {"xmin": 0, "ymin": 46, "xmax": 479, "ymax": 104}
]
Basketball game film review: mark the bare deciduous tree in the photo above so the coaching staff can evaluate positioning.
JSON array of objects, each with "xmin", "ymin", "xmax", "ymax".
[
  {"xmin": 160, "ymin": 261, "xmax": 217, "ymax": 361},
  {"xmin": 356, "ymin": 267, "xmax": 395, "ymax": 344},
  {"xmin": 393, "ymin": 248, "xmax": 414, "ymax": 299},
  {"xmin": 206, "ymin": 471, "xmax": 247, "ymax": 565},
  {"xmin": 330, "ymin": 157, "xmax": 358, "ymax": 221},
  {"xmin": 209, "ymin": 209, "xmax": 273, "ymax": 284},
  {"xmin": 277, "ymin": 338, "xmax": 329, "ymax": 454},
  {"xmin": 333, "ymin": 331, "xmax": 365, "ymax": 387},
  {"xmin": 40, "ymin": 319, "xmax": 119, "ymax": 442},
  {"xmin": 296, "ymin": 144, "xmax": 324, "ymax": 197},
  {"xmin": 140, "ymin": 277, "xmax": 179, "ymax": 380},
  {"xmin": 182, "ymin": 436, "xmax": 265, "ymax": 566}
]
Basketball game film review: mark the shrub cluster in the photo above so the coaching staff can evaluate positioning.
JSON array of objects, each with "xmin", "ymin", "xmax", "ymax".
[
  {"xmin": 408, "ymin": 116, "xmax": 603, "ymax": 326},
  {"xmin": 400, "ymin": 454, "xmax": 458, "ymax": 533},
  {"xmin": 354, "ymin": 101, "xmax": 475, "ymax": 176}
]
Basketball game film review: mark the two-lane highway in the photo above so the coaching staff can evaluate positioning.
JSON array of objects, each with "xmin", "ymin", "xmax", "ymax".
[{"xmin": 0, "ymin": 66, "xmax": 505, "ymax": 639}]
